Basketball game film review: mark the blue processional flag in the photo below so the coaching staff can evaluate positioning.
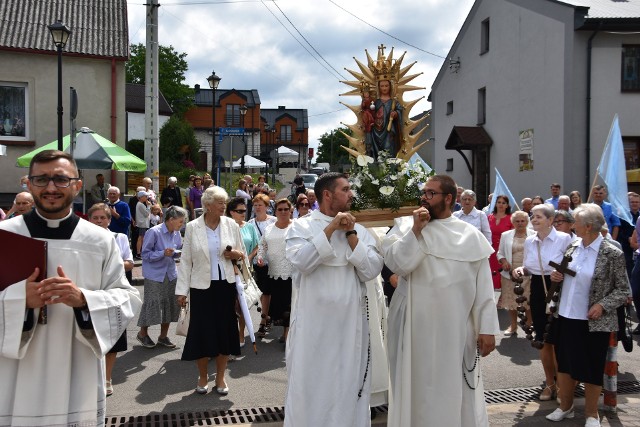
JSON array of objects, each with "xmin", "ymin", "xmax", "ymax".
[
  {"xmin": 488, "ymin": 168, "xmax": 519, "ymax": 213},
  {"xmin": 596, "ymin": 114, "xmax": 633, "ymax": 225}
]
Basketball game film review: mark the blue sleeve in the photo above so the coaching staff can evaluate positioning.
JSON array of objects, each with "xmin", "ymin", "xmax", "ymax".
[
  {"xmin": 114, "ymin": 203, "xmax": 131, "ymax": 228},
  {"xmin": 141, "ymin": 228, "xmax": 165, "ymax": 262}
]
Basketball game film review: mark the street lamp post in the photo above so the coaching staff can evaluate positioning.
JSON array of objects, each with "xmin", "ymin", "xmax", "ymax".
[
  {"xmin": 48, "ymin": 20, "xmax": 71, "ymax": 151},
  {"xmin": 240, "ymin": 105, "xmax": 248, "ymax": 174},
  {"xmin": 271, "ymin": 129, "xmax": 277, "ymax": 185},
  {"xmin": 273, "ymin": 136, "xmax": 280, "ymax": 184},
  {"xmin": 297, "ymin": 138, "xmax": 302, "ymax": 173},
  {"xmin": 264, "ymin": 124, "xmax": 270, "ymax": 178},
  {"xmin": 207, "ymin": 70, "xmax": 221, "ymax": 184}
]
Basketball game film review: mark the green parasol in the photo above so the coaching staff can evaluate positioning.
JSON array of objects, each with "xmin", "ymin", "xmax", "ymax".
[{"xmin": 16, "ymin": 127, "xmax": 146, "ymax": 172}]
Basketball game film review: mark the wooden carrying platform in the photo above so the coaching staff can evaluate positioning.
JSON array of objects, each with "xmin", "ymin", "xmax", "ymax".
[{"xmin": 351, "ymin": 205, "xmax": 415, "ymax": 227}]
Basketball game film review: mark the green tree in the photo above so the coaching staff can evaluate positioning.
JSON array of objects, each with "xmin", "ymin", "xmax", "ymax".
[
  {"xmin": 126, "ymin": 43, "xmax": 193, "ymax": 116},
  {"xmin": 158, "ymin": 116, "xmax": 201, "ymax": 174},
  {"xmin": 316, "ymin": 126, "xmax": 352, "ymax": 166},
  {"xmin": 125, "ymin": 139, "xmax": 144, "ymax": 160}
]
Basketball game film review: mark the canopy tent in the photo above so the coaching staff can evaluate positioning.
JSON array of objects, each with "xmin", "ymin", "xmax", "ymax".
[
  {"xmin": 232, "ymin": 154, "xmax": 266, "ymax": 168},
  {"xmin": 276, "ymin": 145, "xmax": 299, "ymax": 159},
  {"xmin": 16, "ymin": 127, "xmax": 146, "ymax": 172}
]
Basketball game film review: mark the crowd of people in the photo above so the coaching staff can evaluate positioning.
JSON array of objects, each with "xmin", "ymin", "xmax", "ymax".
[
  {"xmin": 1, "ymin": 157, "xmax": 637, "ymax": 427},
  {"xmin": 453, "ymin": 182, "xmax": 634, "ymax": 427}
]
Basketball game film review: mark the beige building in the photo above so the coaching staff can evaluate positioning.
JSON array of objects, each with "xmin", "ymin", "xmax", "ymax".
[{"xmin": 0, "ymin": 0, "xmax": 129, "ymax": 205}]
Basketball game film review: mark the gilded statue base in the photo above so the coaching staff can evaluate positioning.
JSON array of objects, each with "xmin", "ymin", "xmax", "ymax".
[{"xmin": 351, "ymin": 205, "xmax": 415, "ymax": 228}]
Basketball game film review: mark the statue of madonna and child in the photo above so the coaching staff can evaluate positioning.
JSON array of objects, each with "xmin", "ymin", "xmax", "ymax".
[{"xmin": 339, "ymin": 44, "xmax": 432, "ymax": 217}]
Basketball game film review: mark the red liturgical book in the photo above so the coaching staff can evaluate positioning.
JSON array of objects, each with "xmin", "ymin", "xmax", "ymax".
[{"xmin": 0, "ymin": 228, "xmax": 47, "ymax": 292}]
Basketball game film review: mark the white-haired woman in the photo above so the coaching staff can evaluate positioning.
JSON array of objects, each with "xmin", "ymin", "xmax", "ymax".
[
  {"xmin": 136, "ymin": 206, "xmax": 188, "ymax": 349},
  {"xmin": 160, "ymin": 176, "xmax": 183, "ymax": 208},
  {"xmin": 512, "ymin": 203, "xmax": 572, "ymax": 401},
  {"xmin": 546, "ymin": 204, "xmax": 630, "ymax": 427},
  {"xmin": 176, "ymin": 186, "xmax": 246, "ymax": 395},
  {"xmin": 497, "ymin": 210, "xmax": 534, "ymax": 335}
]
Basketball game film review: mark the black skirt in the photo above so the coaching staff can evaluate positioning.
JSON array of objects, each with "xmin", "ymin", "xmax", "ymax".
[
  {"xmin": 269, "ymin": 277, "xmax": 292, "ymax": 327},
  {"xmin": 530, "ymin": 274, "xmax": 552, "ymax": 343},
  {"xmin": 554, "ymin": 316, "xmax": 610, "ymax": 386},
  {"xmin": 254, "ymin": 264, "xmax": 272, "ymax": 295},
  {"xmin": 107, "ymin": 331, "xmax": 127, "ymax": 354},
  {"xmin": 181, "ymin": 280, "xmax": 241, "ymax": 360}
]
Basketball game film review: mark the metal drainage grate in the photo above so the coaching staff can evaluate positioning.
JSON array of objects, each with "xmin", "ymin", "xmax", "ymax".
[
  {"xmin": 105, "ymin": 407, "xmax": 285, "ymax": 427},
  {"xmin": 484, "ymin": 380, "xmax": 640, "ymax": 405},
  {"xmin": 105, "ymin": 382, "xmax": 639, "ymax": 426}
]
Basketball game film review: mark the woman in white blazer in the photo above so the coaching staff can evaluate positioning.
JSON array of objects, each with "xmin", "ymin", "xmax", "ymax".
[
  {"xmin": 497, "ymin": 210, "xmax": 535, "ymax": 336},
  {"xmin": 176, "ymin": 186, "xmax": 246, "ymax": 396}
]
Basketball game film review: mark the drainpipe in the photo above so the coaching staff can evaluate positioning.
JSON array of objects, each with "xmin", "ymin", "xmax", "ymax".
[
  {"xmin": 586, "ymin": 25, "xmax": 600, "ymax": 197},
  {"xmin": 110, "ymin": 57, "xmax": 117, "ymax": 187}
]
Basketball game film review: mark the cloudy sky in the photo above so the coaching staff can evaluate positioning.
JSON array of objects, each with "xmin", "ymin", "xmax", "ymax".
[{"xmin": 126, "ymin": 0, "xmax": 475, "ymax": 158}]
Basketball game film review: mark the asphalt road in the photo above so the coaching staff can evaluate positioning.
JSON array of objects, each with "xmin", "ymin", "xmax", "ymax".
[{"xmin": 105, "ymin": 284, "xmax": 640, "ymax": 420}]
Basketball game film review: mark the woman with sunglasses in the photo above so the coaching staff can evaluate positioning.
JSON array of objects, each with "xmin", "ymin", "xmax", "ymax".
[
  {"xmin": 226, "ymin": 197, "xmax": 260, "ymax": 347},
  {"xmin": 257, "ymin": 198, "xmax": 294, "ymax": 344},
  {"xmin": 248, "ymin": 194, "xmax": 276, "ymax": 336},
  {"xmin": 293, "ymin": 194, "xmax": 310, "ymax": 219}
]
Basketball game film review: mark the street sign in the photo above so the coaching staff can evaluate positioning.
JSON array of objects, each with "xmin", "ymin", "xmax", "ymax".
[{"xmin": 218, "ymin": 127, "xmax": 245, "ymax": 142}]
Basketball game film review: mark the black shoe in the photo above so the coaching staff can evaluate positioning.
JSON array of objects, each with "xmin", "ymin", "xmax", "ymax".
[{"xmin": 633, "ymin": 325, "xmax": 640, "ymax": 335}]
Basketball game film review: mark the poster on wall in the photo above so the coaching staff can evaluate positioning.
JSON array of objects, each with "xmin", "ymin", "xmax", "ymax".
[{"xmin": 519, "ymin": 129, "xmax": 534, "ymax": 171}]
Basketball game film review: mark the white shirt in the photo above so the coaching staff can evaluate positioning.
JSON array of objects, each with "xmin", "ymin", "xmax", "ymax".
[
  {"xmin": 558, "ymin": 235, "xmax": 603, "ymax": 320},
  {"xmin": 523, "ymin": 227, "xmax": 572, "ymax": 275},
  {"xmin": 453, "ymin": 207, "xmax": 492, "ymax": 242},
  {"xmin": 114, "ymin": 233, "xmax": 133, "ymax": 262},
  {"xmin": 258, "ymin": 222, "xmax": 294, "ymax": 279},
  {"xmin": 206, "ymin": 225, "xmax": 226, "ymax": 281}
]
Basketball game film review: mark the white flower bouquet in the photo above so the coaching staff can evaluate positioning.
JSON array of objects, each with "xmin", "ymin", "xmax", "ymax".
[{"xmin": 349, "ymin": 151, "xmax": 433, "ymax": 212}]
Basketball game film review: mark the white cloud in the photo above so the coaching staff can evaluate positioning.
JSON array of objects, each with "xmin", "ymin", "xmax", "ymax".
[{"xmin": 127, "ymin": 0, "xmax": 475, "ymax": 157}]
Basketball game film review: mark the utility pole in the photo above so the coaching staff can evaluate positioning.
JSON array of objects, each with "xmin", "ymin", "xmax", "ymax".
[{"xmin": 144, "ymin": 0, "xmax": 160, "ymax": 194}]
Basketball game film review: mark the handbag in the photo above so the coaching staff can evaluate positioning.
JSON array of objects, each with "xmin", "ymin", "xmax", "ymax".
[
  {"xmin": 618, "ymin": 304, "xmax": 633, "ymax": 353},
  {"xmin": 239, "ymin": 258, "xmax": 262, "ymax": 309},
  {"xmin": 176, "ymin": 302, "xmax": 190, "ymax": 337}
]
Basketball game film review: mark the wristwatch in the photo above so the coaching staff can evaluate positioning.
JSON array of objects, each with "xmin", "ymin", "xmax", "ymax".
[{"xmin": 345, "ymin": 230, "xmax": 357, "ymax": 238}]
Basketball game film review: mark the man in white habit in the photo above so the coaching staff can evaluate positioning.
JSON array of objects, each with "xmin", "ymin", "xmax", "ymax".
[
  {"xmin": 382, "ymin": 174, "xmax": 499, "ymax": 427},
  {"xmin": 284, "ymin": 172, "xmax": 384, "ymax": 426},
  {"xmin": 0, "ymin": 150, "xmax": 141, "ymax": 427}
]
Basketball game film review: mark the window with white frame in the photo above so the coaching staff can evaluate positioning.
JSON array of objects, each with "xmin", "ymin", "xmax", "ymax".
[
  {"xmin": 280, "ymin": 125, "xmax": 292, "ymax": 142},
  {"xmin": 0, "ymin": 82, "xmax": 28, "ymax": 139},
  {"xmin": 226, "ymin": 104, "xmax": 240, "ymax": 126}
]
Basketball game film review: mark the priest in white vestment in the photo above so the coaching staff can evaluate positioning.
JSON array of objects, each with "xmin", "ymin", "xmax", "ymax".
[
  {"xmin": 382, "ymin": 175, "xmax": 500, "ymax": 427},
  {"xmin": 0, "ymin": 150, "xmax": 141, "ymax": 427},
  {"xmin": 284, "ymin": 173, "xmax": 384, "ymax": 427},
  {"xmin": 365, "ymin": 227, "xmax": 391, "ymax": 409}
]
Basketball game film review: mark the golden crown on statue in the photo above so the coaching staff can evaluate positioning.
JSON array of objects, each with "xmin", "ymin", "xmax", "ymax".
[{"xmin": 370, "ymin": 44, "xmax": 401, "ymax": 83}]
